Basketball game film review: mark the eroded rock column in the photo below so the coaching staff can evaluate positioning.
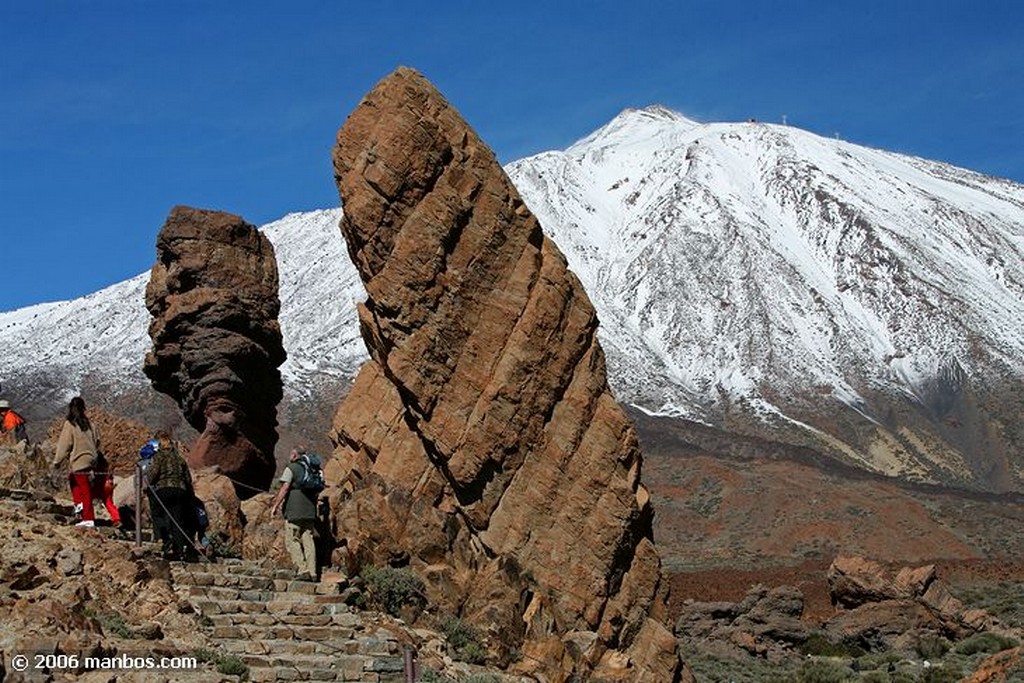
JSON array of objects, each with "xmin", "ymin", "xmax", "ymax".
[
  {"xmin": 329, "ymin": 68, "xmax": 681, "ymax": 681},
  {"xmin": 144, "ymin": 206, "xmax": 285, "ymax": 496}
]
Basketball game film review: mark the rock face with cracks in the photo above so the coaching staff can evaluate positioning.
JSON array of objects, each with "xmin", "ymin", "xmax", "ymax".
[
  {"xmin": 144, "ymin": 206, "xmax": 285, "ymax": 496},
  {"xmin": 329, "ymin": 68, "xmax": 681, "ymax": 681}
]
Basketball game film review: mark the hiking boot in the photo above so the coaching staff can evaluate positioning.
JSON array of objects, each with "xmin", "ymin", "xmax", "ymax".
[{"xmin": 75, "ymin": 520, "xmax": 95, "ymax": 528}]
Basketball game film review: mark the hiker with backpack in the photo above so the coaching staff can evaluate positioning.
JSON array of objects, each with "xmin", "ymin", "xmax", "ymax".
[
  {"xmin": 270, "ymin": 447, "xmax": 324, "ymax": 582},
  {"xmin": 144, "ymin": 431, "xmax": 198, "ymax": 561}
]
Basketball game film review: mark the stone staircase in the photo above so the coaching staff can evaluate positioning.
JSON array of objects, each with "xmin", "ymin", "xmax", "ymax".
[{"xmin": 171, "ymin": 559, "xmax": 413, "ymax": 683}]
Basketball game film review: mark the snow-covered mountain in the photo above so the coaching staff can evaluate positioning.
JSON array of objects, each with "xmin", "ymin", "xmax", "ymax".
[
  {"xmin": 508, "ymin": 107, "xmax": 1024, "ymax": 491},
  {"xmin": 3, "ymin": 107, "xmax": 1023, "ymax": 490}
]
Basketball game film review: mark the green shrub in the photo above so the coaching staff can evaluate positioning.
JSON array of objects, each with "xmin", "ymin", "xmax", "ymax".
[
  {"xmin": 800, "ymin": 633, "xmax": 865, "ymax": 658},
  {"xmin": 915, "ymin": 635, "xmax": 950, "ymax": 659},
  {"xmin": 215, "ymin": 654, "xmax": 249, "ymax": 677},
  {"xmin": 922, "ymin": 663, "xmax": 963, "ymax": 683},
  {"xmin": 954, "ymin": 631, "xmax": 1019, "ymax": 655},
  {"xmin": 858, "ymin": 673, "xmax": 890, "ymax": 683},
  {"xmin": 438, "ymin": 615, "xmax": 488, "ymax": 664},
  {"xmin": 418, "ymin": 668, "xmax": 454, "ymax": 683},
  {"xmin": 192, "ymin": 648, "xmax": 217, "ymax": 663},
  {"xmin": 84, "ymin": 607, "xmax": 136, "ymax": 639},
  {"xmin": 440, "ymin": 615, "xmax": 480, "ymax": 650},
  {"xmin": 457, "ymin": 641, "xmax": 488, "ymax": 665},
  {"xmin": 796, "ymin": 659, "xmax": 854, "ymax": 683},
  {"xmin": 361, "ymin": 566, "xmax": 426, "ymax": 617}
]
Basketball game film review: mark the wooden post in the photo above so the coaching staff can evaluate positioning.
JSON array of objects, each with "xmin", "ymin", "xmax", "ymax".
[
  {"xmin": 403, "ymin": 646, "xmax": 415, "ymax": 682},
  {"xmin": 134, "ymin": 461, "xmax": 142, "ymax": 547}
]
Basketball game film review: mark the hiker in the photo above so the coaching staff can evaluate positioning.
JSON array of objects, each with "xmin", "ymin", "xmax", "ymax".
[
  {"xmin": 90, "ymin": 451, "xmax": 121, "ymax": 528},
  {"xmin": 270, "ymin": 448, "xmax": 324, "ymax": 581},
  {"xmin": 51, "ymin": 396, "xmax": 101, "ymax": 527},
  {"xmin": 0, "ymin": 399, "xmax": 29, "ymax": 448},
  {"xmin": 112, "ymin": 471, "xmax": 138, "ymax": 536},
  {"xmin": 144, "ymin": 431, "xmax": 197, "ymax": 561},
  {"xmin": 193, "ymin": 496, "xmax": 213, "ymax": 558}
]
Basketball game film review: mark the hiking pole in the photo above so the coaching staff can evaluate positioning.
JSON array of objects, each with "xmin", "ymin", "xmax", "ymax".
[{"xmin": 134, "ymin": 462, "xmax": 142, "ymax": 547}]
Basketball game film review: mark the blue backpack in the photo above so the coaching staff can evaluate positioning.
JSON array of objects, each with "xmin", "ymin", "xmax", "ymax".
[{"xmin": 294, "ymin": 454, "xmax": 325, "ymax": 493}]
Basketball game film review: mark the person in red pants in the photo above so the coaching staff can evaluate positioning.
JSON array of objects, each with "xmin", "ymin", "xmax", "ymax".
[
  {"xmin": 52, "ymin": 397, "xmax": 102, "ymax": 527},
  {"xmin": 91, "ymin": 452, "xmax": 121, "ymax": 528}
]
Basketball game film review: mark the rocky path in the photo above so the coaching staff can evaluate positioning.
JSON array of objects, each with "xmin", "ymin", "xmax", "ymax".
[{"xmin": 170, "ymin": 559, "xmax": 413, "ymax": 683}]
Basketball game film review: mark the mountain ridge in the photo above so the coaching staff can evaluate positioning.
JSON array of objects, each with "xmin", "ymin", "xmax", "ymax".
[{"xmin": 2, "ymin": 106, "xmax": 1022, "ymax": 491}]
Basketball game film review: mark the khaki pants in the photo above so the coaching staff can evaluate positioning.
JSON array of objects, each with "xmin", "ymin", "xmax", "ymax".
[{"xmin": 284, "ymin": 518, "xmax": 317, "ymax": 577}]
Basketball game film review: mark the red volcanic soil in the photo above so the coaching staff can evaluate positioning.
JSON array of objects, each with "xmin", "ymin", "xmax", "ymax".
[
  {"xmin": 633, "ymin": 413, "xmax": 1024, "ymax": 623},
  {"xmin": 668, "ymin": 559, "xmax": 836, "ymax": 622}
]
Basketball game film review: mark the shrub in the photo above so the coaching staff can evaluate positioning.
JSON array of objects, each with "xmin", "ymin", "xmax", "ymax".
[
  {"xmin": 439, "ymin": 615, "xmax": 488, "ymax": 664},
  {"xmin": 193, "ymin": 648, "xmax": 249, "ymax": 678},
  {"xmin": 915, "ymin": 635, "xmax": 950, "ymax": 659},
  {"xmin": 361, "ymin": 566, "xmax": 426, "ymax": 617},
  {"xmin": 954, "ymin": 631, "xmax": 1019, "ymax": 655},
  {"xmin": 440, "ymin": 615, "xmax": 480, "ymax": 650},
  {"xmin": 922, "ymin": 663, "xmax": 963, "ymax": 683},
  {"xmin": 458, "ymin": 641, "xmax": 488, "ymax": 665},
  {"xmin": 796, "ymin": 659, "xmax": 855, "ymax": 683},
  {"xmin": 84, "ymin": 607, "xmax": 136, "ymax": 639},
  {"xmin": 215, "ymin": 654, "xmax": 248, "ymax": 677},
  {"xmin": 800, "ymin": 633, "xmax": 865, "ymax": 659},
  {"xmin": 418, "ymin": 668, "xmax": 454, "ymax": 683}
]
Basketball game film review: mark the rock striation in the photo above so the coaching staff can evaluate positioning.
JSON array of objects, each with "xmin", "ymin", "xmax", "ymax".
[
  {"xmin": 145, "ymin": 206, "xmax": 285, "ymax": 496},
  {"xmin": 328, "ymin": 67, "xmax": 681, "ymax": 681}
]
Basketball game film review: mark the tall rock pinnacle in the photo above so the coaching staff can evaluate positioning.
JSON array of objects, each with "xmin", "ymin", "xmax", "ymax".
[
  {"xmin": 144, "ymin": 206, "xmax": 285, "ymax": 497},
  {"xmin": 329, "ymin": 68, "xmax": 682, "ymax": 681}
]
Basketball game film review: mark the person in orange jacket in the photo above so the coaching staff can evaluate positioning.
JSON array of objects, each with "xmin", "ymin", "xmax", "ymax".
[{"xmin": 0, "ymin": 399, "xmax": 29, "ymax": 447}]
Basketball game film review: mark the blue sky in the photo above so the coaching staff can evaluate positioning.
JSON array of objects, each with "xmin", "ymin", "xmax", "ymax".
[{"xmin": 3, "ymin": 1, "xmax": 1022, "ymax": 311}]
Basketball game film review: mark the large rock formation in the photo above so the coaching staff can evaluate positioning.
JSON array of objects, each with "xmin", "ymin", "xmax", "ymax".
[
  {"xmin": 145, "ymin": 206, "xmax": 285, "ymax": 496},
  {"xmin": 328, "ymin": 67, "xmax": 681, "ymax": 681},
  {"xmin": 825, "ymin": 556, "xmax": 1000, "ymax": 651}
]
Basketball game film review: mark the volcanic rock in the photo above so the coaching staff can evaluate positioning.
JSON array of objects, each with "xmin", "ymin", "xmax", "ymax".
[
  {"xmin": 827, "ymin": 556, "xmax": 933, "ymax": 608},
  {"xmin": 144, "ymin": 206, "xmax": 285, "ymax": 496},
  {"xmin": 825, "ymin": 556, "xmax": 1002, "ymax": 648},
  {"xmin": 675, "ymin": 585, "xmax": 808, "ymax": 661},
  {"xmin": 329, "ymin": 67, "xmax": 680, "ymax": 681}
]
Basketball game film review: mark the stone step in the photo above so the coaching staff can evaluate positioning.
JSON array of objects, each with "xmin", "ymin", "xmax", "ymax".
[
  {"xmin": 186, "ymin": 579, "xmax": 342, "ymax": 596},
  {"xmin": 208, "ymin": 612, "xmax": 359, "ymax": 629},
  {"xmin": 171, "ymin": 558, "xmax": 285, "ymax": 578},
  {"xmin": 210, "ymin": 621, "xmax": 359, "ymax": 641},
  {"xmin": 182, "ymin": 584, "xmax": 325, "ymax": 602},
  {"xmin": 193, "ymin": 597, "xmax": 350, "ymax": 617},
  {"xmin": 170, "ymin": 570, "xmax": 277, "ymax": 590},
  {"xmin": 219, "ymin": 638, "xmax": 366, "ymax": 657},
  {"xmin": 240, "ymin": 653, "xmax": 371, "ymax": 681}
]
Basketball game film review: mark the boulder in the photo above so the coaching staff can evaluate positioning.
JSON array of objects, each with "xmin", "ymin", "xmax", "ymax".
[
  {"xmin": 240, "ymin": 492, "xmax": 289, "ymax": 568},
  {"xmin": 190, "ymin": 469, "xmax": 244, "ymax": 550},
  {"xmin": 827, "ymin": 555, "xmax": 936, "ymax": 608},
  {"xmin": 674, "ymin": 584, "xmax": 809, "ymax": 662},
  {"xmin": 329, "ymin": 67, "xmax": 680, "ymax": 681},
  {"xmin": 825, "ymin": 556, "xmax": 1002, "ymax": 649},
  {"xmin": 144, "ymin": 206, "xmax": 285, "ymax": 497}
]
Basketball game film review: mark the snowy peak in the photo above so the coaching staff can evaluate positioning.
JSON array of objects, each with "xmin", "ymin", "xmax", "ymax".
[
  {"xmin": 567, "ymin": 104, "xmax": 700, "ymax": 157},
  {"xmin": 509, "ymin": 111, "xmax": 1024, "ymax": 491},
  {"xmin": 2, "ymin": 109, "xmax": 1022, "ymax": 492}
]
